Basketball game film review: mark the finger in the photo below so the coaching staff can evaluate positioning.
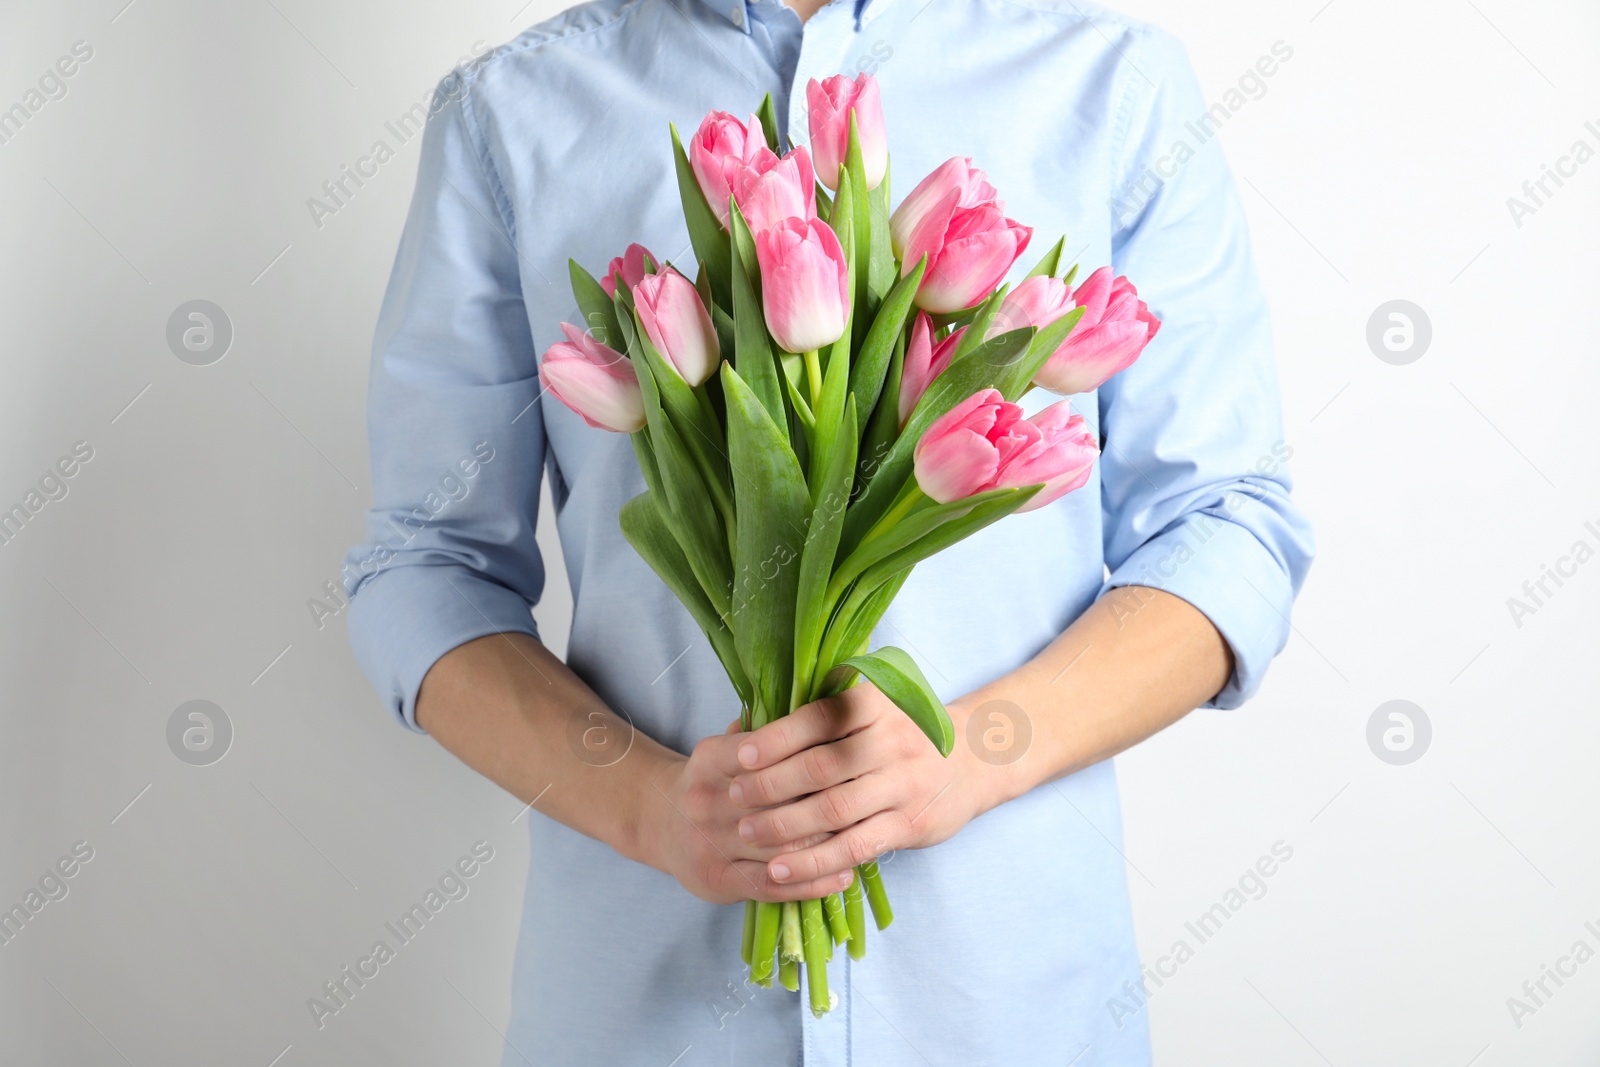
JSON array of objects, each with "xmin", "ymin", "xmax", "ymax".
[
  {"xmin": 735, "ymin": 696, "xmax": 863, "ymax": 772},
  {"xmin": 689, "ymin": 732, "xmax": 745, "ymax": 778},
  {"xmin": 731, "ymin": 732, "xmax": 872, "ymax": 808},
  {"xmin": 767, "ymin": 812, "xmax": 904, "ymax": 885},
  {"xmin": 722, "ymin": 858, "xmax": 855, "ymax": 904},
  {"xmin": 737, "ymin": 774, "xmax": 896, "ymax": 848},
  {"xmin": 725, "ymin": 718, "xmax": 742, "ymax": 735}
]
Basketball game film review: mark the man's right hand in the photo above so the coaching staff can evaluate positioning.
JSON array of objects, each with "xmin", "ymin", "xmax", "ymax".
[
  {"xmin": 638, "ymin": 724, "xmax": 857, "ymax": 905},
  {"xmin": 417, "ymin": 633, "xmax": 851, "ymax": 907}
]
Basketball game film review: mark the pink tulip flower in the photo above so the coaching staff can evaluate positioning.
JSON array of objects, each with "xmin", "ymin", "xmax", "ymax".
[
  {"xmin": 730, "ymin": 145, "xmax": 817, "ymax": 233},
  {"xmin": 807, "ymin": 74, "xmax": 888, "ymax": 191},
  {"xmin": 897, "ymin": 313, "xmax": 965, "ymax": 427},
  {"xmin": 689, "ymin": 110, "xmax": 767, "ymax": 225},
  {"xmin": 1030, "ymin": 267, "xmax": 1161, "ymax": 395},
  {"xmin": 599, "ymin": 243, "xmax": 657, "ymax": 298},
  {"xmin": 633, "ymin": 271, "xmax": 720, "ymax": 386},
  {"xmin": 901, "ymin": 195, "xmax": 1032, "ymax": 314},
  {"xmin": 889, "ymin": 157, "xmax": 998, "ymax": 259},
  {"xmin": 754, "ymin": 216, "xmax": 851, "ymax": 354},
  {"xmin": 913, "ymin": 388, "xmax": 1098, "ymax": 512},
  {"xmin": 538, "ymin": 323, "xmax": 646, "ymax": 433}
]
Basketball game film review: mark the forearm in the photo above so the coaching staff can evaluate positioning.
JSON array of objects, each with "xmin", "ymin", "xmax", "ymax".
[
  {"xmin": 414, "ymin": 632, "xmax": 681, "ymax": 868},
  {"xmin": 955, "ymin": 585, "xmax": 1234, "ymax": 813}
]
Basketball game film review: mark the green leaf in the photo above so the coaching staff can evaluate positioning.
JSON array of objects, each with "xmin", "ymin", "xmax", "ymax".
[
  {"xmin": 848, "ymin": 256, "xmax": 925, "ymax": 440},
  {"xmin": 866, "ymin": 161, "xmax": 897, "ymax": 305},
  {"xmin": 1023, "ymin": 235, "xmax": 1067, "ymax": 281},
  {"xmin": 854, "ymin": 325, "xmax": 905, "ymax": 501},
  {"xmin": 650, "ymin": 415, "xmax": 734, "ymax": 620},
  {"xmin": 837, "ymin": 647, "xmax": 953, "ymax": 757},
  {"xmin": 569, "ymin": 259, "xmax": 622, "ymax": 349},
  {"xmin": 630, "ymin": 307, "xmax": 733, "ymax": 510},
  {"xmin": 946, "ymin": 285, "xmax": 1012, "ymax": 366},
  {"xmin": 811, "ymin": 568, "xmax": 906, "ymax": 697},
  {"xmin": 995, "ymin": 306, "xmax": 1085, "ymax": 402},
  {"xmin": 837, "ymin": 325, "xmax": 1037, "ymax": 559},
  {"xmin": 728, "ymin": 202, "xmax": 785, "ymax": 427},
  {"xmin": 723, "ymin": 364, "xmax": 811, "ymax": 722},
  {"xmin": 670, "ymin": 122, "xmax": 732, "ymax": 309},
  {"xmin": 809, "ymin": 173, "xmax": 856, "ymax": 502},
  {"xmin": 791, "ymin": 395, "xmax": 856, "ymax": 708},
  {"xmin": 756, "ymin": 94, "xmax": 781, "ymax": 153},
  {"xmin": 1059, "ymin": 262, "xmax": 1079, "ymax": 287},
  {"xmin": 844, "ymin": 115, "xmax": 876, "ymax": 346},
  {"xmin": 815, "ymin": 485, "xmax": 1038, "ymax": 697},
  {"xmin": 829, "ymin": 166, "xmax": 856, "ymax": 261},
  {"xmin": 619, "ymin": 306, "xmax": 733, "ymax": 617},
  {"xmin": 855, "ymin": 485, "xmax": 1038, "ymax": 592},
  {"xmin": 620, "ymin": 488, "xmax": 750, "ymax": 704},
  {"xmin": 830, "ymin": 486, "xmax": 1028, "ymax": 595}
]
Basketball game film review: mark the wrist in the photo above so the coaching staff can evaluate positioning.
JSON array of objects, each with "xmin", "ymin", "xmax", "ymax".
[
  {"xmin": 948, "ymin": 693, "xmax": 1034, "ymax": 816},
  {"xmin": 621, "ymin": 747, "xmax": 684, "ymax": 872}
]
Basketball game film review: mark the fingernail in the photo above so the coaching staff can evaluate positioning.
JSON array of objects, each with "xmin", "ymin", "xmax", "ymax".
[
  {"xmin": 839, "ymin": 871, "xmax": 853, "ymax": 888},
  {"xmin": 738, "ymin": 821, "xmax": 755, "ymax": 843},
  {"xmin": 728, "ymin": 782, "xmax": 744, "ymax": 805},
  {"xmin": 737, "ymin": 743, "xmax": 758, "ymax": 768},
  {"xmin": 770, "ymin": 862, "xmax": 791, "ymax": 882}
]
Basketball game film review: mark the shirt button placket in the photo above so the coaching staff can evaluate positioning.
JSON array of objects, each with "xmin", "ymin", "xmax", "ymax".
[{"xmin": 778, "ymin": 8, "xmax": 855, "ymax": 1067}]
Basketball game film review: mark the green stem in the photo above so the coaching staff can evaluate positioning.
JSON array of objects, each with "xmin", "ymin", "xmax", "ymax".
[
  {"xmin": 843, "ymin": 876, "xmax": 867, "ymax": 960},
  {"xmin": 859, "ymin": 861, "xmax": 894, "ymax": 930},
  {"xmin": 740, "ymin": 899, "xmax": 757, "ymax": 966},
  {"xmin": 779, "ymin": 900, "xmax": 803, "ymax": 961},
  {"xmin": 803, "ymin": 348, "xmax": 823, "ymax": 408},
  {"xmin": 821, "ymin": 891, "xmax": 851, "ymax": 945},
  {"xmin": 750, "ymin": 900, "xmax": 781, "ymax": 986},
  {"xmin": 779, "ymin": 954, "xmax": 800, "ymax": 992},
  {"xmin": 857, "ymin": 482, "xmax": 925, "ymax": 554},
  {"xmin": 801, "ymin": 899, "xmax": 832, "ymax": 1017},
  {"xmin": 812, "ymin": 483, "xmax": 927, "ymax": 660}
]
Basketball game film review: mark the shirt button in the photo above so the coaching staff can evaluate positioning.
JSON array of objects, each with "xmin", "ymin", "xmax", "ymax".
[{"xmin": 730, "ymin": 4, "xmax": 744, "ymax": 25}]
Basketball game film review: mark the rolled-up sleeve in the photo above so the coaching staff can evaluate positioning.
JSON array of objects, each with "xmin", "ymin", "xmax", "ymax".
[
  {"xmin": 1096, "ymin": 30, "xmax": 1315, "ymax": 708},
  {"xmin": 342, "ymin": 71, "xmax": 547, "ymax": 732}
]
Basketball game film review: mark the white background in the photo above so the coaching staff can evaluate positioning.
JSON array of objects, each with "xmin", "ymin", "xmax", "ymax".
[{"xmin": 0, "ymin": 0, "xmax": 1595, "ymax": 1064}]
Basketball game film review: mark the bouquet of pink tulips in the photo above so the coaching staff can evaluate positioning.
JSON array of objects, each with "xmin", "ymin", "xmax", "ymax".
[{"xmin": 538, "ymin": 74, "xmax": 1160, "ymax": 1016}]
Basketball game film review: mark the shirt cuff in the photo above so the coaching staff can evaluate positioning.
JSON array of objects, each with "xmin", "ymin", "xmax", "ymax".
[
  {"xmin": 346, "ymin": 563, "xmax": 540, "ymax": 732},
  {"xmin": 1101, "ymin": 514, "xmax": 1292, "ymax": 709}
]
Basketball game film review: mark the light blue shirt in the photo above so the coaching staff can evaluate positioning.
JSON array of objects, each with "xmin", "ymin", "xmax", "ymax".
[{"xmin": 344, "ymin": 0, "xmax": 1314, "ymax": 1063}]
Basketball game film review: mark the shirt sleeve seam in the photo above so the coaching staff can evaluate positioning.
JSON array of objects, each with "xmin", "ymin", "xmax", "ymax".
[
  {"xmin": 1108, "ymin": 24, "xmax": 1156, "ymax": 240},
  {"xmin": 457, "ymin": 77, "xmax": 519, "ymax": 250}
]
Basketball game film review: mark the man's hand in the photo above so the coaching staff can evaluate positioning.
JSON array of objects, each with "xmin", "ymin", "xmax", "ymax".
[
  {"xmin": 641, "ymin": 724, "xmax": 858, "ymax": 905},
  {"xmin": 725, "ymin": 685, "xmax": 986, "ymax": 887}
]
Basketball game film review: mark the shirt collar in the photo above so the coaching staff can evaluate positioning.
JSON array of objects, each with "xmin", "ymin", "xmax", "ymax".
[{"xmin": 700, "ymin": 0, "xmax": 874, "ymax": 35}]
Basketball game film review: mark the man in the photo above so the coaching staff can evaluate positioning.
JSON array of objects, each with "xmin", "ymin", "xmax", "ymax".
[{"xmin": 344, "ymin": 0, "xmax": 1314, "ymax": 1062}]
